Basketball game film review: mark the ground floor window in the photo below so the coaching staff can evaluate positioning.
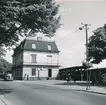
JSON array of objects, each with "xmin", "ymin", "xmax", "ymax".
[
  {"xmin": 32, "ymin": 69, "xmax": 36, "ymax": 76},
  {"xmin": 48, "ymin": 69, "xmax": 52, "ymax": 77}
]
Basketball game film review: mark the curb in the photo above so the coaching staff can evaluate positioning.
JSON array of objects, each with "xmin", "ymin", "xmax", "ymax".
[
  {"xmin": 58, "ymin": 88, "xmax": 106, "ymax": 95},
  {"xmin": 59, "ymin": 87, "xmax": 106, "ymax": 95},
  {"xmin": 76, "ymin": 90, "xmax": 106, "ymax": 95},
  {"xmin": 46, "ymin": 85, "xmax": 106, "ymax": 95},
  {"xmin": 46, "ymin": 85, "xmax": 106, "ymax": 96}
]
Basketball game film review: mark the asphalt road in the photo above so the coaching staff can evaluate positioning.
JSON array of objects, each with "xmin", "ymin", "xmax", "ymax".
[{"xmin": 0, "ymin": 81, "xmax": 106, "ymax": 105}]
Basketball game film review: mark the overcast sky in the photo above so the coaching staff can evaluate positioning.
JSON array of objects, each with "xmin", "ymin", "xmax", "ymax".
[{"xmin": 4, "ymin": 0, "xmax": 106, "ymax": 68}]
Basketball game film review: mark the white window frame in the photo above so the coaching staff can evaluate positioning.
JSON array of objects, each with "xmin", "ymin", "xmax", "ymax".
[
  {"xmin": 47, "ymin": 45, "xmax": 51, "ymax": 50},
  {"xmin": 47, "ymin": 55, "xmax": 52, "ymax": 64},
  {"xmin": 32, "ymin": 68, "xmax": 36, "ymax": 76},
  {"xmin": 32, "ymin": 44, "xmax": 36, "ymax": 49},
  {"xmin": 31, "ymin": 54, "xmax": 37, "ymax": 63}
]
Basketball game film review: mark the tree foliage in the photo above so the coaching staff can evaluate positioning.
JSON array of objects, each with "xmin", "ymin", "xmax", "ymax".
[
  {"xmin": 0, "ymin": 46, "xmax": 6, "ymax": 57},
  {"xmin": 0, "ymin": 0, "xmax": 61, "ymax": 46},
  {"xmin": 88, "ymin": 24, "xmax": 106, "ymax": 64},
  {"xmin": 0, "ymin": 57, "xmax": 12, "ymax": 73}
]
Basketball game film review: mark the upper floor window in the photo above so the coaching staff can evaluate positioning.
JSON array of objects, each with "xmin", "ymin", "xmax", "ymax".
[
  {"xmin": 47, "ymin": 45, "xmax": 51, "ymax": 50},
  {"xmin": 31, "ymin": 54, "xmax": 37, "ymax": 63},
  {"xmin": 47, "ymin": 55, "xmax": 52, "ymax": 64},
  {"xmin": 32, "ymin": 44, "xmax": 36, "ymax": 49},
  {"xmin": 37, "ymin": 37, "xmax": 42, "ymax": 41},
  {"xmin": 47, "ymin": 55, "xmax": 52, "ymax": 57}
]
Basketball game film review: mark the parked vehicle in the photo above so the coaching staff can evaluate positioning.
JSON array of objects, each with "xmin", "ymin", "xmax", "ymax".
[{"xmin": 4, "ymin": 73, "xmax": 13, "ymax": 81}]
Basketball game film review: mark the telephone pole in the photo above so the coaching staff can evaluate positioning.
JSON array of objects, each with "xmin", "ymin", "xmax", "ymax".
[{"xmin": 79, "ymin": 23, "xmax": 91, "ymax": 90}]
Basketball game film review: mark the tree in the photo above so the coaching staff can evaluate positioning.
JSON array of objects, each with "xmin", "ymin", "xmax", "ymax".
[
  {"xmin": 0, "ymin": 58, "xmax": 12, "ymax": 73},
  {"xmin": 88, "ymin": 24, "xmax": 106, "ymax": 64},
  {"xmin": 0, "ymin": 46, "xmax": 6, "ymax": 57},
  {"xmin": 0, "ymin": 0, "xmax": 61, "ymax": 46}
]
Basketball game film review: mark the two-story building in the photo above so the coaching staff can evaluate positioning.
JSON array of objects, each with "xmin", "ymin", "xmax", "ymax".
[{"xmin": 12, "ymin": 36, "xmax": 60, "ymax": 80}]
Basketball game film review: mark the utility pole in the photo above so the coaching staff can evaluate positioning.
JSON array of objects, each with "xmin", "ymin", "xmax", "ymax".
[
  {"xmin": 85, "ymin": 24, "xmax": 90, "ymax": 90},
  {"xmin": 79, "ymin": 23, "xmax": 91, "ymax": 90}
]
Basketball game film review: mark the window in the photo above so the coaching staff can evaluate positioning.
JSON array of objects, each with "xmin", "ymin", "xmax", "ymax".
[
  {"xmin": 47, "ymin": 45, "xmax": 51, "ymax": 50},
  {"xmin": 37, "ymin": 37, "xmax": 42, "ymax": 41},
  {"xmin": 32, "ymin": 69, "xmax": 36, "ymax": 76},
  {"xmin": 47, "ymin": 55, "xmax": 52, "ymax": 57},
  {"xmin": 47, "ymin": 55, "xmax": 52, "ymax": 64},
  {"xmin": 31, "ymin": 54, "xmax": 37, "ymax": 63},
  {"xmin": 32, "ymin": 44, "xmax": 36, "ymax": 49}
]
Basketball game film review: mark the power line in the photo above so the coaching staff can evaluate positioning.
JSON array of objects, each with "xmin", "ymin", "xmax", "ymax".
[{"xmin": 55, "ymin": 29, "xmax": 80, "ymax": 42}]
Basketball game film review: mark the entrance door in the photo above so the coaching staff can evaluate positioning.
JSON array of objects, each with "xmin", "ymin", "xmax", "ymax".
[{"xmin": 48, "ymin": 69, "xmax": 52, "ymax": 77}]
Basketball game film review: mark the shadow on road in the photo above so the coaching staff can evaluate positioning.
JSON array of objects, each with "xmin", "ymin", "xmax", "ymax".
[{"xmin": 0, "ymin": 88, "xmax": 13, "ymax": 95}]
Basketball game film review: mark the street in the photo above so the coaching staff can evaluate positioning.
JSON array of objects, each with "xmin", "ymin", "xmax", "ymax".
[{"xmin": 0, "ymin": 80, "xmax": 106, "ymax": 105}]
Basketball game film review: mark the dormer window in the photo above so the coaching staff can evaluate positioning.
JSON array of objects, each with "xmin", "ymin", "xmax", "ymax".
[
  {"xmin": 32, "ymin": 44, "xmax": 36, "ymax": 49},
  {"xmin": 47, "ymin": 45, "xmax": 51, "ymax": 50},
  {"xmin": 37, "ymin": 37, "xmax": 42, "ymax": 41}
]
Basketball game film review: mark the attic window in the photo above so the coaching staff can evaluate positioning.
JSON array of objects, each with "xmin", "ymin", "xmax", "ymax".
[
  {"xmin": 32, "ymin": 44, "xmax": 36, "ymax": 49},
  {"xmin": 37, "ymin": 37, "xmax": 42, "ymax": 41},
  {"xmin": 47, "ymin": 45, "xmax": 51, "ymax": 50}
]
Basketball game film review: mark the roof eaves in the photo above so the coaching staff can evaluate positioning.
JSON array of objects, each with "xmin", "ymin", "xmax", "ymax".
[{"xmin": 23, "ymin": 49, "xmax": 59, "ymax": 53}]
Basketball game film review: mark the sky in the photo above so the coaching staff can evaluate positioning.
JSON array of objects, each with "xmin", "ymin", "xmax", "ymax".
[{"xmin": 4, "ymin": 0, "xmax": 106, "ymax": 68}]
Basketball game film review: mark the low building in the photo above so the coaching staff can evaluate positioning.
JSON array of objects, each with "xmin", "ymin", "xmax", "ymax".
[{"xmin": 12, "ymin": 36, "xmax": 60, "ymax": 80}]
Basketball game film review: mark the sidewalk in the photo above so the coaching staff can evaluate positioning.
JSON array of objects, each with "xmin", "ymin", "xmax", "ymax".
[
  {"xmin": 21, "ymin": 80, "xmax": 106, "ymax": 95},
  {"xmin": 52, "ymin": 81, "xmax": 106, "ymax": 95},
  {"xmin": 0, "ymin": 96, "xmax": 6, "ymax": 105}
]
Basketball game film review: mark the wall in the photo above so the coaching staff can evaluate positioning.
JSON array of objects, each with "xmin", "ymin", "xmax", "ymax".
[
  {"xmin": 23, "ymin": 51, "xmax": 59, "ymax": 65},
  {"xmin": 23, "ymin": 67, "xmax": 59, "ymax": 79},
  {"xmin": 13, "ymin": 51, "xmax": 59, "ymax": 80},
  {"xmin": 13, "ymin": 67, "xmax": 23, "ymax": 80},
  {"xmin": 52, "ymin": 68, "xmax": 59, "ymax": 77},
  {"xmin": 23, "ymin": 67, "xmax": 32, "ymax": 78},
  {"xmin": 13, "ymin": 52, "xmax": 23, "ymax": 66}
]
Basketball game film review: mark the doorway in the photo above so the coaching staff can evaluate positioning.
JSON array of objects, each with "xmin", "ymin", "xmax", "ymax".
[{"xmin": 48, "ymin": 69, "xmax": 52, "ymax": 77}]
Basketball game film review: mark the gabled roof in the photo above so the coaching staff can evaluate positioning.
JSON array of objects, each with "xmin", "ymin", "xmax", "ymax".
[{"xmin": 13, "ymin": 39, "xmax": 59, "ymax": 56}]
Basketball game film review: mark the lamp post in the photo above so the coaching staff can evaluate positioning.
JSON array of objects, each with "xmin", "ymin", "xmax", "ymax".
[{"xmin": 79, "ymin": 23, "xmax": 91, "ymax": 90}]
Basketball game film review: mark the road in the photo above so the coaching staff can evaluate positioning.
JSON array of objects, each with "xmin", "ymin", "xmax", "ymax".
[{"xmin": 0, "ymin": 80, "xmax": 106, "ymax": 105}]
